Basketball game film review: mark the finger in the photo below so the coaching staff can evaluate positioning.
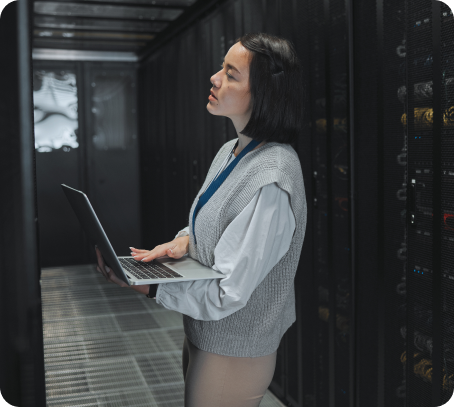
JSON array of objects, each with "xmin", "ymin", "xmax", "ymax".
[
  {"xmin": 105, "ymin": 266, "xmax": 114, "ymax": 282},
  {"xmin": 95, "ymin": 247, "xmax": 106, "ymax": 266},
  {"xmin": 142, "ymin": 247, "xmax": 169, "ymax": 262},
  {"xmin": 141, "ymin": 251, "xmax": 159, "ymax": 262},
  {"xmin": 132, "ymin": 252, "xmax": 147, "ymax": 260},
  {"xmin": 130, "ymin": 248, "xmax": 148, "ymax": 253},
  {"xmin": 131, "ymin": 250, "xmax": 149, "ymax": 259}
]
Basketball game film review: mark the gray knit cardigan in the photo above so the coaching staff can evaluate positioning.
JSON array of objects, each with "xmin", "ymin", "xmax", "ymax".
[{"xmin": 184, "ymin": 138, "xmax": 307, "ymax": 357}]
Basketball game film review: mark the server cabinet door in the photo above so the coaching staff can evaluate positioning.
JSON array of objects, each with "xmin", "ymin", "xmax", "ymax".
[
  {"xmin": 33, "ymin": 64, "xmax": 89, "ymax": 267},
  {"xmin": 85, "ymin": 65, "xmax": 141, "ymax": 257}
]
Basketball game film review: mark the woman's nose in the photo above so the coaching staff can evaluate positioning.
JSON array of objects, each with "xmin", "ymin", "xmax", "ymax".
[{"xmin": 211, "ymin": 71, "xmax": 222, "ymax": 86}]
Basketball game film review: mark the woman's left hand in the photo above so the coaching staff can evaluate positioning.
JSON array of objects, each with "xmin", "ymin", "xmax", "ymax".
[{"xmin": 95, "ymin": 246, "xmax": 129, "ymax": 288}]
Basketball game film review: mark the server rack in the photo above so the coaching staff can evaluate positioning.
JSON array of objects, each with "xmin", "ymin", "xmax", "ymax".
[{"xmin": 406, "ymin": 1, "xmax": 454, "ymax": 406}]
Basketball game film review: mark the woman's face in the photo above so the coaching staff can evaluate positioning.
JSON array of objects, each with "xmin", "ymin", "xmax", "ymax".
[{"xmin": 207, "ymin": 42, "xmax": 252, "ymax": 120}]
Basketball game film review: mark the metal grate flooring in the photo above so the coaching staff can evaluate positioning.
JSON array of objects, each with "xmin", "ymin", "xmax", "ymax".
[{"xmin": 41, "ymin": 264, "xmax": 286, "ymax": 407}]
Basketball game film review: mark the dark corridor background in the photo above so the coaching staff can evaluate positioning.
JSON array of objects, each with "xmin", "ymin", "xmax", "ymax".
[
  {"xmin": 33, "ymin": 62, "xmax": 141, "ymax": 267},
  {"xmin": 1, "ymin": 0, "xmax": 453, "ymax": 406}
]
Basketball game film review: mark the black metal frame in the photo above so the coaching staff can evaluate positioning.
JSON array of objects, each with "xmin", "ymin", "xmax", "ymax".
[
  {"xmin": 33, "ymin": 28, "xmax": 157, "ymax": 40},
  {"xmin": 376, "ymin": 0, "xmax": 385, "ymax": 406},
  {"xmin": 0, "ymin": 0, "xmax": 47, "ymax": 405},
  {"xmin": 430, "ymin": 0, "xmax": 442, "ymax": 404},
  {"xmin": 37, "ymin": 0, "xmax": 189, "ymax": 9}
]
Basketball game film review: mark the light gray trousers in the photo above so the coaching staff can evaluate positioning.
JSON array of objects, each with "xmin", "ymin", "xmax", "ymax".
[{"xmin": 182, "ymin": 334, "xmax": 277, "ymax": 407}]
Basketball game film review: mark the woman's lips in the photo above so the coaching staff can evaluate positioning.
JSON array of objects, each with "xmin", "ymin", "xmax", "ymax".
[{"xmin": 209, "ymin": 94, "xmax": 217, "ymax": 101}]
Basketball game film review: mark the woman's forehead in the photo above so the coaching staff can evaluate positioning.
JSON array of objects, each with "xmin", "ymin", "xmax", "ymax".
[{"xmin": 225, "ymin": 43, "xmax": 251, "ymax": 73}]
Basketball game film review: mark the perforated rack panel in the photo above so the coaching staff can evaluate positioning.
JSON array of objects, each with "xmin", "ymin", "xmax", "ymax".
[{"xmin": 406, "ymin": 1, "xmax": 454, "ymax": 406}]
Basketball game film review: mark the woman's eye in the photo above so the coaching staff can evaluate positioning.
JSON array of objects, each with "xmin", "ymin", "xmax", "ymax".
[{"xmin": 219, "ymin": 64, "xmax": 233, "ymax": 79}]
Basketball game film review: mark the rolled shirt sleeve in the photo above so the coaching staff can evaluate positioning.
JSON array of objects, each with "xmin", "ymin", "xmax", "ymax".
[{"xmin": 155, "ymin": 182, "xmax": 296, "ymax": 321}]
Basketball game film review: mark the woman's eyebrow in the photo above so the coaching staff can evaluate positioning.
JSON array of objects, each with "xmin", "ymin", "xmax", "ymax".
[{"xmin": 223, "ymin": 58, "xmax": 240, "ymax": 74}]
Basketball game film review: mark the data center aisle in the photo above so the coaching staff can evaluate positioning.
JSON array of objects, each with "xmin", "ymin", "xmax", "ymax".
[{"xmin": 41, "ymin": 265, "xmax": 285, "ymax": 406}]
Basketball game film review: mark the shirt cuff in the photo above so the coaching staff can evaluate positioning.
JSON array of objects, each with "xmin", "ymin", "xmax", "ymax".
[{"xmin": 175, "ymin": 226, "xmax": 190, "ymax": 239}]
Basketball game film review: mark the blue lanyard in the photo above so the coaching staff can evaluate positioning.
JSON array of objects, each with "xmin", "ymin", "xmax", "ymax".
[{"xmin": 192, "ymin": 139, "xmax": 260, "ymax": 245}]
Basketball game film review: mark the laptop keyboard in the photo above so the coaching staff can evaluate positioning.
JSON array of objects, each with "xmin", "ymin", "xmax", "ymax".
[{"xmin": 119, "ymin": 258, "xmax": 183, "ymax": 280}]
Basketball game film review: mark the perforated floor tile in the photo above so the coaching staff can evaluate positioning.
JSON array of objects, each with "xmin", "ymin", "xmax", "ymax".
[
  {"xmin": 115, "ymin": 311, "xmax": 160, "ymax": 331},
  {"xmin": 96, "ymin": 389, "xmax": 159, "ymax": 407},
  {"xmin": 43, "ymin": 315, "xmax": 120, "ymax": 339}
]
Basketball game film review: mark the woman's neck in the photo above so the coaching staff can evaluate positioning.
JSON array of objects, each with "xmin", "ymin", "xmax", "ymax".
[{"xmin": 234, "ymin": 136, "xmax": 267, "ymax": 157}]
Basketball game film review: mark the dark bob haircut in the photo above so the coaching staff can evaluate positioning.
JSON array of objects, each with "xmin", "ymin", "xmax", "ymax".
[{"xmin": 235, "ymin": 33, "xmax": 305, "ymax": 145}]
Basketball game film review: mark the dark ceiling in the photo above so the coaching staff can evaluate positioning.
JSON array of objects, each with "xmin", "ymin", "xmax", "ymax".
[{"xmin": 32, "ymin": 0, "xmax": 202, "ymax": 59}]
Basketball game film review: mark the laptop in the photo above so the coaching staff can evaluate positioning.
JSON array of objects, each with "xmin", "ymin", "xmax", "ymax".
[{"xmin": 61, "ymin": 184, "xmax": 223, "ymax": 286}]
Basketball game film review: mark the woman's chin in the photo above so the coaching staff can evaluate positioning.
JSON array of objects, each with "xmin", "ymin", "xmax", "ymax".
[{"xmin": 206, "ymin": 102, "xmax": 221, "ymax": 114}]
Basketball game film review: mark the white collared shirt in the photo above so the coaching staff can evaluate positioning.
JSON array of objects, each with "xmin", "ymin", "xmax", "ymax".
[{"xmin": 155, "ymin": 152, "xmax": 296, "ymax": 321}]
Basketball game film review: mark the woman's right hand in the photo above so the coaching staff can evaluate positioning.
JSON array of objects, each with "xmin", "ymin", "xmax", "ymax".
[{"xmin": 130, "ymin": 235, "xmax": 189, "ymax": 262}]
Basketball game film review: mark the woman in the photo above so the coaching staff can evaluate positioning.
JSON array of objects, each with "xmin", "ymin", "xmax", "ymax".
[{"xmin": 96, "ymin": 32, "xmax": 307, "ymax": 407}]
